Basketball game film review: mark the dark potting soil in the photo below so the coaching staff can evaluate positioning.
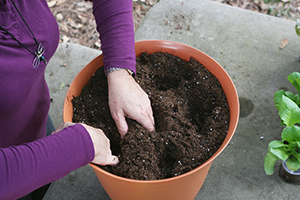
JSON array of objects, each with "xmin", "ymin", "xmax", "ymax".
[{"xmin": 72, "ymin": 52, "xmax": 230, "ymax": 180}]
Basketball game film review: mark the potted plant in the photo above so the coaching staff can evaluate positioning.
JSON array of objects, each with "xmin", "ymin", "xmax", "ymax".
[
  {"xmin": 63, "ymin": 40, "xmax": 239, "ymax": 199},
  {"xmin": 264, "ymin": 72, "xmax": 300, "ymax": 183}
]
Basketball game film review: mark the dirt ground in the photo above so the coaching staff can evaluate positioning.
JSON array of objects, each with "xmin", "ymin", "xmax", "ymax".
[
  {"xmin": 47, "ymin": 0, "xmax": 158, "ymax": 50},
  {"xmin": 46, "ymin": 0, "xmax": 300, "ymax": 50}
]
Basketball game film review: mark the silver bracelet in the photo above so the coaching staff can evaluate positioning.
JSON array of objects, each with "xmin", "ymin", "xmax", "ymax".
[{"xmin": 105, "ymin": 67, "xmax": 134, "ymax": 76}]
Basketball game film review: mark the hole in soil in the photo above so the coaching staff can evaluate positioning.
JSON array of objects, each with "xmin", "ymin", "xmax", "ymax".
[
  {"xmin": 153, "ymin": 75, "xmax": 181, "ymax": 91},
  {"xmin": 152, "ymin": 101, "xmax": 167, "ymax": 132},
  {"xmin": 173, "ymin": 105, "xmax": 178, "ymax": 112}
]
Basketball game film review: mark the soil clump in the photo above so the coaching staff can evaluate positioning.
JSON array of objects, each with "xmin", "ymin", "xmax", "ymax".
[{"xmin": 72, "ymin": 52, "xmax": 230, "ymax": 180}]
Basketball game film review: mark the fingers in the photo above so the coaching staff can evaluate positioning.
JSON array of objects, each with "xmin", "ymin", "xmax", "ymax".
[
  {"xmin": 80, "ymin": 123, "xmax": 119, "ymax": 166},
  {"xmin": 112, "ymin": 113, "xmax": 128, "ymax": 139},
  {"xmin": 112, "ymin": 106, "xmax": 155, "ymax": 138},
  {"xmin": 93, "ymin": 155, "xmax": 119, "ymax": 166},
  {"xmin": 133, "ymin": 104, "xmax": 155, "ymax": 132},
  {"xmin": 138, "ymin": 113, "xmax": 155, "ymax": 132},
  {"xmin": 110, "ymin": 155, "xmax": 119, "ymax": 166},
  {"xmin": 53, "ymin": 122, "xmax": 119, "ymax": 166}
]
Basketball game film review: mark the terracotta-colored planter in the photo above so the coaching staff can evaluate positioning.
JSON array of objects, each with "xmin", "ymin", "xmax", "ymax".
[{"xmin": 63, "ymin": 40, "xmax": 239, "ymax": 200}]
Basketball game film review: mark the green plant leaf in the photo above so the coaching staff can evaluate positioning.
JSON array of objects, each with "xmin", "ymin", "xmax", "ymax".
[
  {"xmin": 286, "ymin": 157, "xmax": 300, "ymax": 171},
  {"xmin": 296, "ymin": 19, "xmax": 300, "ymax": 37},
  {"xmin": 269, "ymin": 140, "xmax": 286, "ymax": 148},
  {"xmin": 264, "ymin": 153, "xmax": 278, "ymax": 175},
  {"xmin": 269, "ymin": 147, "xmax": 289, "ymax": 161},
  {"xmin": 282, "ymin": 126, "xmax": 300, "ymax": 142},
  {"xmin": 288, "ymin": 72, "xmax": 300, "ymax": 83},
  {"xmin": 285, "ymin": 92, "xmax": 300, "ymax": 106},
  {"xmin": 285, "ymin": 92, "xmax": 295, "ymax": 99},
  {"xmin": 293, "ymin": 153, "xmax": 300, "ymax": 163},
  {"xmin": 274, "ymin": 90, "xmax": 286, "ymax": 108},
  {"xmin": 275, "ymin": 90, "xmax": 300, "ymax": 108},
  {"xmin": 288, "ymin": 72, "xmax": 300, "ymax": 95},
  {"xmin": 277, "ymin": 95, "xmax": 300, "ymax": 126}
]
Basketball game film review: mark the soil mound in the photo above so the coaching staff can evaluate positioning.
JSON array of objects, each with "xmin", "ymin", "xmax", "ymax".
[{"xmin": 72, "ymin": 52, "xmax": 230, "ymax": 180}]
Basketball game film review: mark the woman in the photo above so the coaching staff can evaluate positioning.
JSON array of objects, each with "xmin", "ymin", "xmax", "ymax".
[{"xmin": 0, "ymin": 0, "xmax": 155, "ymax": 199}]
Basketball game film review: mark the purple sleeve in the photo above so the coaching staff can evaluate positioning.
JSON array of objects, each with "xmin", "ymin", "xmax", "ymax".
[
  {"xmin": 0, "ymin": 124, "xmax": 94, "ymax": 199},
  {"xmin": 87, "ymin": 0, "xmax": 136, "ymax": 74}
]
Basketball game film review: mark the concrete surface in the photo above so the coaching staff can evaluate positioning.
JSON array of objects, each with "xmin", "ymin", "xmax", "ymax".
[{"xmin": 44, "ymin": 0, "xmax": 300, "ymax": 199}]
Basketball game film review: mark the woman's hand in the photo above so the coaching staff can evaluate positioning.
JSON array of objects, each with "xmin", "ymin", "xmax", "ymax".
[
  {"xmin": 107, "ymin": 69, "xmax": 155, "ymax": 138},
  {"xmin": 53, "ymin": 122, "xmax": 119, "ymax": 166}
]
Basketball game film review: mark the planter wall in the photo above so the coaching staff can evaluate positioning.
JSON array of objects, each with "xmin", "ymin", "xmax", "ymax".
[
  {"xmin": 280, "ymin": 160, "xmax": 300, "ymax": 184},
  {"xmin": 63, "ymin": 40, "xmax": 239, "ymax": 200}
]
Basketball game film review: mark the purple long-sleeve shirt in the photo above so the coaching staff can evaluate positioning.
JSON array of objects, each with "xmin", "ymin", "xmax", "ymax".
[{"xmin": 0, "ymin": 0, "xmax": 136, "ymax": 199}]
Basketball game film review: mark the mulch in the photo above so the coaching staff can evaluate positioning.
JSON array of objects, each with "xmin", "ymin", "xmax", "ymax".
[{"xmin": 47, "ymin": 0, "xmax": 300, "ymax": 50}]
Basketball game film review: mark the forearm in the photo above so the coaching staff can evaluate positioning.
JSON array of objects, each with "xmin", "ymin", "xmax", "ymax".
[
  {"xmin": 92, "ymin": 0, "xmax": 136, "ymax": 74},
  {"xmin": 0, "ymin": 124, "xmax": 94, "ymax": 199}
]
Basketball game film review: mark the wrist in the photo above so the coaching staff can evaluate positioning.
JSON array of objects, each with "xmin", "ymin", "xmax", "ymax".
[
  {"xmin": 106, "ymin": 68, "xmax": 136, "ymax": 92},
  {"xmin": 105, "ymin": 67, "xmax": 134, "ymax": 76}
]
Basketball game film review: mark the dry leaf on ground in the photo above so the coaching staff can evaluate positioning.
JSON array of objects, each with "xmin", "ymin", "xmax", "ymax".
[
  {"xmin": 279, "ymin": 38, "xmax": 289, "ymax": 49},
  {"xmin": 47, "ymin": 0, "xmax": 56, "ymax": 8}
]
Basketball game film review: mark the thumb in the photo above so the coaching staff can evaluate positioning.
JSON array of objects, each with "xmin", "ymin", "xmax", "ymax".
[
  {"xmin": 92, "ymin": 155, "xmax": 119, "ymax": 166},
  {"xmin": 52, "ymin": 122, "xmax": 75, "ymax": 134},
  {"xmin": 110, "ymin": 155, "xmax": 119, "ymax": 166}
]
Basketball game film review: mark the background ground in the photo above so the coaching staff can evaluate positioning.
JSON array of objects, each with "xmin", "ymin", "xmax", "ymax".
[{"xmin": 46, "ymin": 0, "xmax": 300, "ymax": 50}]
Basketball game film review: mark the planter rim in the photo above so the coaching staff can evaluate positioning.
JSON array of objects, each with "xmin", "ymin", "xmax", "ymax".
[
  {"xmin": 64, "ymin": 39, "xmax": 240, "ymax": 183},
  {"xmin": 282, "ymin": 160, "xmax": 300, "ymax": 175}
]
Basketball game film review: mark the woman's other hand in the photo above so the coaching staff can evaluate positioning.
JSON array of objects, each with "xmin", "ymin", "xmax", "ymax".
[{"xmin": 53, "ymin": 122, "xmax": 119, "ymax": 166}]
